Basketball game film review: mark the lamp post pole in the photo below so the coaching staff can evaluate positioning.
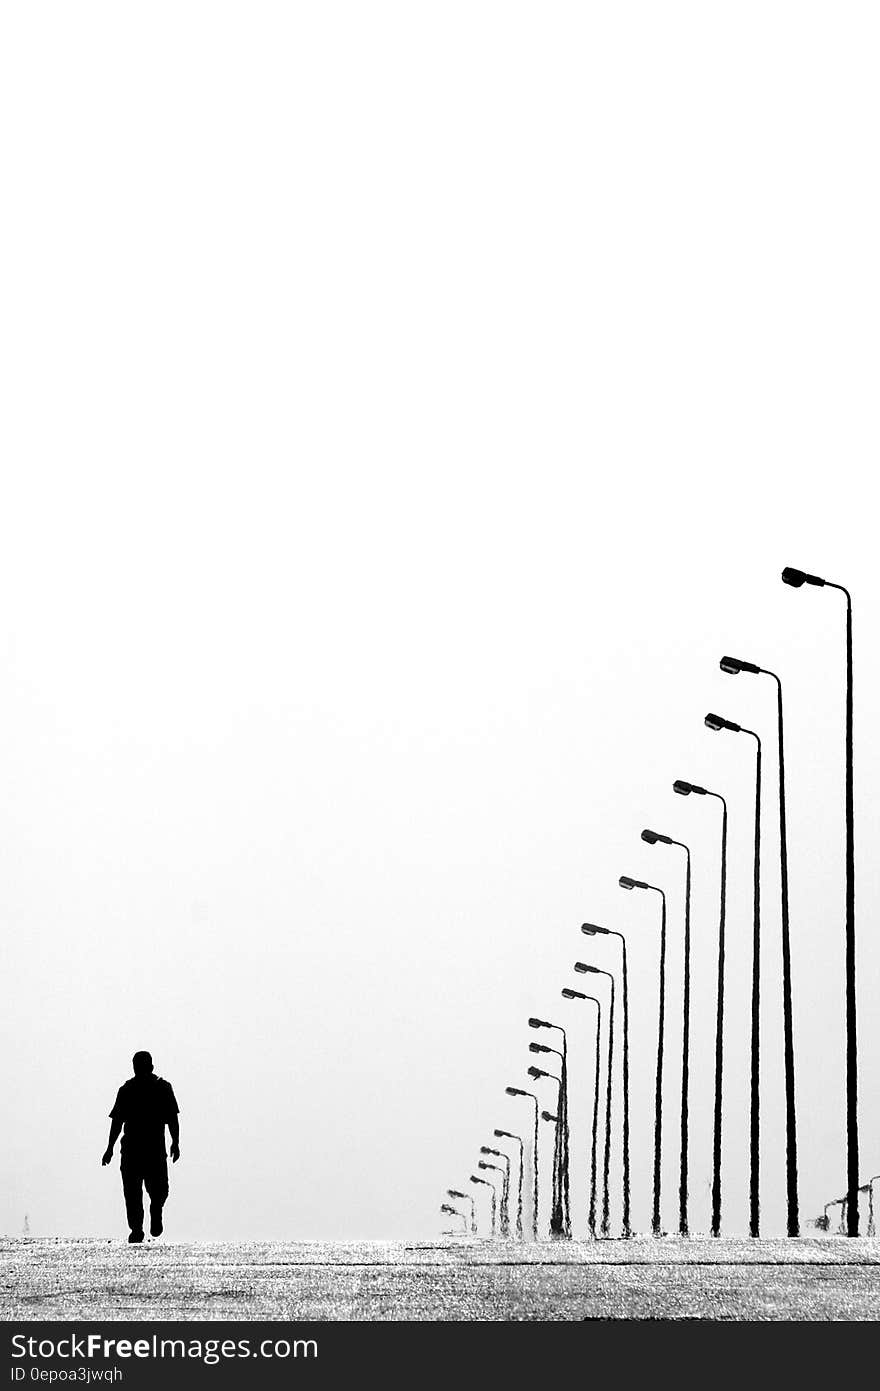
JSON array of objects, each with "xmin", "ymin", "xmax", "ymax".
[
  {"xmin": 721, "ymin": 655, "xmax": 800, "ymax": 1237},
  {"xmin": 573, "ymin": 963, "xmax": 615, "ymax": 1236},
  {"xmin": 642, "ymin": 830, "xmax": 692, "ymax": 1237},
  {"xmin": 620, "ymin": 875, "xmax": 667, "ymax": 1235},
  {"xmin": 674, "ymin": 779, "xmax": 728, "ymax": 1236},
  {"xmin": 782, "ymin": 567, "xmax": 858, "ymax": 1235},
  {"xmin": 561, "ymin": 987, "xmax": 602, "ymax": 1237},
  {"xmin": 581, "ymin": 923, "xmax": 631, "ymax": 1237},
  {"xmin": 705, "ymin": 713, "xmax": 762, "ymax": 1237},
  {"xmin": 494, "ymin": 1130, "xmax": 525, "ymax": 1240},
  {"xmin": 505, "ymin": 1087, "xmax": 539, "ymax": 1240}
]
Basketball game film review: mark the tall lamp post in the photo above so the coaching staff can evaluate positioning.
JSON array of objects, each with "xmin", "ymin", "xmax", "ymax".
[
  {"xmin": 494, "ymin": 1130, "xmax": 525, "ymax": 1239},
  {"xmin": 620, "ymin": 875, "xmax": 667, "ymax": 1236},
  {"xmin": 561, "ymin": 986, "xmax": 602, "ymax": 1237},
  {"xmin": 573, "ymin": 962, "xmax": 615, "ymax": 1237},
  {"xmin": 705, "ymin": 711, "xmax": 762, "ymax": 1238},
  {"xmin": 581, "ymin": 923, "xmax": 631, "ymax": 1237},
  {"xmin": 721, "ymin": 653, "xmax": 800, "ymax": 1237},
  {"xmin": 782, "ymin": 565, "xmax": 858, "ymax": 1236},
  {"xmin": 642, "ymin": 828, "xmax": 692, "ymax": 1238},
  {"xmin": 505, "ymin": 1086, "xmax": 539, "ymax": 1240},
  {"xmin": 673, "ymin": 779, "xmax": 727, "ymax": 1237}
]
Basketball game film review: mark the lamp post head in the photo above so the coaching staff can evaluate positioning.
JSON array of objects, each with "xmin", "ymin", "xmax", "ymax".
[
  {"xmin": 541, "ymin": 1111, "xmax": 557, "ymax": 1123},
  {"xmin": 573, "ymin": 961, "xmax": 599, "ymax": 975},
  {"xmin": 673, "ymin": 779, "xmax": 706, "ymax": 796},
  {"xmin": 448, "ymin": 1190, "xmax": 467, "ymax": 1200},
  {"xmin": 527, "ymin": 1065, "xmax": 545, "ymax": 1081},
  {"xmin": 493, "ymin": 1129, "xmax": 515, "ymax": 1141},
  {"xmin": 469, "ymin": 1174, "xmax": 487, "ymax": 1186},
  {"xmin": 705, "ymin": 711, "xmax": 741, "ymax": 733},
  {"xmin": 720, "ymin": 655, "xmax": 762, "ymax": 676},
  {"xmin": 641, "ymin": 828, "xmax": 673, "ymax": 845},
  {"xmin": 505, "ymin": 1086, "xmax": 526, "ymax": 1098},
  {"xmin": 561, "ymin": 986, "xmax": 587, "ymax": 1000},
  {"xmin": 619, "ymin": 875, "xmax": 648, "ymax": 890},
  {"xmin": 529, "ymin": 1041, "xmax": 552, "ymax": 1055},
  {"xmin": 477, "ymin": 1160, "xmax": 492, "ymax": 1172},
  {"xmin": 528, "ymin": 1017, "xmax": 551, "ymax": 1031},
  {"xmin": 581, "ymin": 922, "xmax": 608, "ymax": 936},
  {"xmin": 782, "ymin": 566, "xmax": 826, "ymax": 588},
  {"xmin": 440, "ymin": 1203, "xmax": 458, "ymax": 1215}
]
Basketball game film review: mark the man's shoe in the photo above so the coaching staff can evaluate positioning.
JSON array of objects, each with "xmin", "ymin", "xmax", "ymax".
[
  {"xmin": 128, "ymin": 1231, "xmax": 144, "ymax": 1244},
  {"xmin": 150, "ymin": 1215, "xmax": 163, "ymax": 1238}
]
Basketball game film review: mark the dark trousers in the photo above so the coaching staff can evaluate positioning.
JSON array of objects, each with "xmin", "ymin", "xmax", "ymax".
[{"xmin": 120, "ymin": 1148, "xmax": 169, "ymax": 1235}]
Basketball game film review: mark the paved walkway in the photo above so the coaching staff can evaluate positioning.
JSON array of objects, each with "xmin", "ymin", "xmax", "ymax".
[{"xmin": 3, "ymin": 1237, "xmax": 879, "ymax": 1320}]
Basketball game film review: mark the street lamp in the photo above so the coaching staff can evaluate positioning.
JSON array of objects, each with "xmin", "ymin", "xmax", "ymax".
[
  {"xmin": 440, "ymin": 1202, "xmax": 467, "ymax": 1235},
  {"xmin": 642, "ymin": 828, "xmax": 692, "ymax": 1238},
  {"xmin": 573, "ymin": 962, "xmax": 615, "ymax": 1237},
  {"xmin": 528, "ymin": 1064, "xmax": 560, "ymax": 1087},
  {"xmin": 581, "ymin": 923, "xmax": 631, "ymax": 1237},
  {"xmin": 480, "ymin": 1149, "xmax": 511, "ymax": 1238},
  {"xmin": 705, "ymin": 710, "xmax": 762, "ymax": 1238},
  {"xmin": 447, "ymin": 1189, "xmax": 476, "ymax": 1236},
  {"xmin": 505, "ymin": 1086, "xmax": 539, "ymax": 1240},
  {"xmin": 529, "ymin": 1018, "xmax": 570, "ymax": 1238},
  {"xmin": 721, "ymin": 653, "xmax": 800, "ymax": 1237},
  {"xmin": 478, "ymin": 1160, "xmax": 509, "ymax": 1237},
  {"xmin": 866, "ymin": 1176, "xmax": 880, "ymax": 1238},
  {"xmin": 620, "ymin": 874, "xmax": 667, "ymax": 1236},
  {"xmin": 494, "ymin": 1130, "xmax": 525, "ymax": 1240},
  {"xmin": 781, "ymin": 565, "xmax": 858, "ymax": 1236},
  {"xmin": 673, "ymin": 778, "xmax": 728, "ymax": 1237},
  {"xmin": 469, "ymin": 1173, "xmax": 496, "ymax": 1237},
  {"xmin": 561, "ymin": 986, "xmax": 602, "ymax": 1237}
]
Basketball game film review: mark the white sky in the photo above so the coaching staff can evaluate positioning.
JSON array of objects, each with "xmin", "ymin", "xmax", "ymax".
[{"xmin": 1, "ymin": 3, "xmax": 878, "ymax": 1241}]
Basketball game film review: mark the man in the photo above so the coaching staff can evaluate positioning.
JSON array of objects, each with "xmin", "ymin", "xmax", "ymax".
[{"xmin": 102, "ymin": 1051, "xmax": 180, "ymax": 1243}]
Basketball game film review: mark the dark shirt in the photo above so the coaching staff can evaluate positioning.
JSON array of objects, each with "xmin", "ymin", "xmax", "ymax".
[{"xmin": 110, "ymin": 1075, "xmax": 179, "ymax": 1155}]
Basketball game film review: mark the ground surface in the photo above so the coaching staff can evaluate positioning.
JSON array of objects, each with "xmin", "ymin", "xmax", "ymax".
[{"xmin": 3, "ymin": 1237, "xmax": 879, "ymax": 1321}]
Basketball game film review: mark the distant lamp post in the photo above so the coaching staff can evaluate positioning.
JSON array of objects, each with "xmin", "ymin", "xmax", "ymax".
[
  {"xmin": 573, "ymin": 962, "xmax": 615, "ymax": 1237},
  {"xmin": 494, "ymin": 1130, "xmax": 525, "ymax": 1239},
  {"xmin": 581, "ymin": 923, "xmax": 631, "ymax": 1238},
  {"xmin": 865, "ymin": 1176, "xmax": 880, "ymax": 1237},
  {"xmin": 447, "ymin": 1189, "xmax": 476, "ymax": 1236},
  {"xmin": 480, "ymin": 1149, "xmax": 511, "ymax": 1237},
  {"xmin": 721, "ymin": 653, "xmax": 799, "ymax": 1238},
  {"xmin": 440, "ymin": 1202, "xmax": 467, "ymax": 1235},
  {"xmin": 781, "ymin": 566, "xmax": 858, "ymax": 1237},
  {"xmin": 561, "ymin": 986, "xmax": 602, "ymax": 1237},
  {"xmin": 642, "ymin": 828, "xmax": 692, "ymax": 1238},
  {"xmin": 620, "ymin": 874, "xmax": 667, "ymax": 1236},
  {"xmin": 673, "ymin": 778, "xmax": 728, "ymax": 1237},
  {"xmin": 529, "ymin": 1018, "xmax": 570, "ymax": 1238},
  {"xmin": 705, "ymin": 711, "xmax": 762, "ymax": 1238},
  {"xmin": 506, "ymin": 1086, "xmax": 539, "ymax": 1240},
  {"xmin": 469, "ymin": 1173, "xmax": 496, "ymax": 1237}
]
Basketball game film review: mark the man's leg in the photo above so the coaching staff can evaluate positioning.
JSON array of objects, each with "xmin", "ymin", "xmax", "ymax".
[
  {"xmin": 120, "ymin": 1152, "xmax": 145, "ymax": 1241},
  {"xmin": 144, "ymin": 1155, "xmax": 169, "ymax": 1237}
]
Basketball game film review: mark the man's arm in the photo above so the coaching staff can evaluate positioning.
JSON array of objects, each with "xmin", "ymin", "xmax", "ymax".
[
  {"xmin": 102, "ymin": 1118, "xmax": 122, "ymax": 1166},
  {"xmin": 168, "ymin": 1113, "xmax": 180, "ymax": 1162}
]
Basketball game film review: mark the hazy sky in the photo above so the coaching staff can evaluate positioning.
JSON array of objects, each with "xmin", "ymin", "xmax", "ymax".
[{"xmin": 2, "ymin": 3, "xmax": 878, "ymax": 1242}]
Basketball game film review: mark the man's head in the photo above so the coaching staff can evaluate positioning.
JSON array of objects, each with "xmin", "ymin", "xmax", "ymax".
[{"xmin": 132, "ymin": 1051, "xmax": 154, "ymax": 1077}]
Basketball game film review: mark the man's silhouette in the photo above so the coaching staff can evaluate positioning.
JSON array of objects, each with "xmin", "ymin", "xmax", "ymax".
[{"xmin": 102, "ymin": 1051, "xmax": 180, "ymax": 1243}]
